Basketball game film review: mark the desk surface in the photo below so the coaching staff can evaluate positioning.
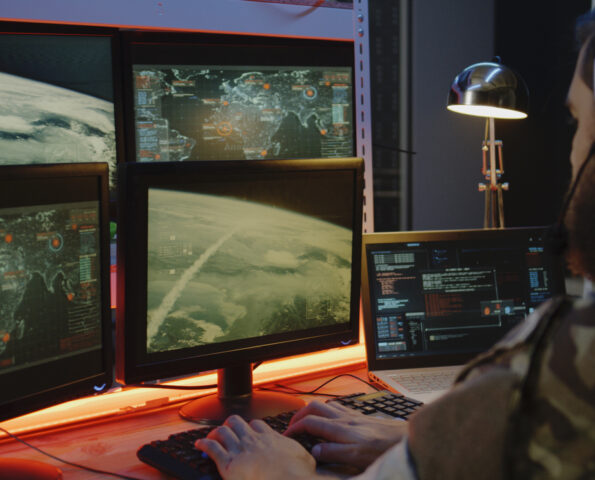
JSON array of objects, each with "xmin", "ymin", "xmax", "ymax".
[{"xmin": 0, "ymin": 367, "xmax": 375, "ymax": 479}]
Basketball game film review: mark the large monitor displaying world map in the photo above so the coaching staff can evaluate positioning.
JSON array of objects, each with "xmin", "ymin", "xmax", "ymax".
[
  {"xmin": 123, "ymin": 31, "xmax": 355, "ymax": 164},
  {"xmin": 133, "ymin": 65, "xmax": 353, "ymax": 162}
]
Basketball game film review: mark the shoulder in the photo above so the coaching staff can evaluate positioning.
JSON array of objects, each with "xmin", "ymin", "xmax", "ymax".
[
  {"xmin": 539, "ymin": 295, "xmax": 595, "ymax": 406},
  {"xmin": 455, "ymin": 297, "xmax": 570, "ymax": 381},
  {"xmin": 511, "ymin": 295, "xmax": 595, "ymax": 479}
]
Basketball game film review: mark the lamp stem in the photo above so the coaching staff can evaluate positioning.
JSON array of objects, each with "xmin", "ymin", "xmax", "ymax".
[
  {"xmin": 489, "ymin": 117, "xmax": 497, "ymax": 188},
  {"xmin": 485, "ymin": 117, "xmax": 506, "ymax": 228}
]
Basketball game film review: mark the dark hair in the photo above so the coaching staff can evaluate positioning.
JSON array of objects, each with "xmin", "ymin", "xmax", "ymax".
[{"xmin": 576, "ymin": 9, "xmax": 595, "ymax": 90}]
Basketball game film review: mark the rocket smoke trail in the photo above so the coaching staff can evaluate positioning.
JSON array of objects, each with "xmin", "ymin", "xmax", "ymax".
[{"xmin": 147, "ymin": 229, "xmax": 236, "ymax": 343}]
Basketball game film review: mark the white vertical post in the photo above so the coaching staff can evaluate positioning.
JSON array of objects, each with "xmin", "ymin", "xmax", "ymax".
[{"xmin": 354, "ymin": 0, "xmax": 374, "ymax": 233}]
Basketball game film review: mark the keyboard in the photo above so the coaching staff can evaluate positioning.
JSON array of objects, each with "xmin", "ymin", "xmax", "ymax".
[
  {"xmin": 137, "ymin": 390, "xmax": 423, "ymax": 480},
  {"xmin": 329, "ymin": 390, "xmax": 423, "ymax": 419},
  {"xmin": 387, "ymin": 371, "xmax": 458, "ymax": 394}
]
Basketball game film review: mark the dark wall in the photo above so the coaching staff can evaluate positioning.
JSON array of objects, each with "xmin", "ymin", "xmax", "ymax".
[
  {"xmin": 368, "ymin": 0, "xmax": 409, "ymax": 232},
  {"xmin": 411, "ymin": 0, "xmax": 495, "ymax": 231},
  {"xmin": 495, "ymin": 1, "xmax": 590, "ymax": 227}
]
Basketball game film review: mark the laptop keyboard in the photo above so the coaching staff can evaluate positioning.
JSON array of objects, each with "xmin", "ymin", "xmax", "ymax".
[
  {"xmin": 137, "ymin": 390, "xmax": 423, "ymax": 480},
  {"xmin": 388, "ymin": 371, "xmax": 458, "ymax": 394}
]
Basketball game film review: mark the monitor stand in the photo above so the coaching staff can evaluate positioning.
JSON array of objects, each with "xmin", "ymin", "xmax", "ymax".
[{"xmin": 179, "ymin": 363, "xmax": 306, "ymax": 425}]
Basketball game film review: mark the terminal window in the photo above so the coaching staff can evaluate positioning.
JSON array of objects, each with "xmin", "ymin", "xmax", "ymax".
[{"xmin": 369, "ymin": 241, "xmax": 555, "ymax": 359}]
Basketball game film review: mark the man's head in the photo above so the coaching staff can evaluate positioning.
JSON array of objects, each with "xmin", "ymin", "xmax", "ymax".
[
  {"xmin": 568, "ymin": 11, "xmax": 595, "ymax": 178},
  {"xmin": 565, "ymin": 9, "xmax": 595, "ymax": 280}
]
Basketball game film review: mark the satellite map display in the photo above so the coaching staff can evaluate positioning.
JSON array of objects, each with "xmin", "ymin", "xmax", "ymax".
[
  {"xmin": 146, "ymin": 188, "xmax": 353, "ymax": 353},
  {"xmin": 0, "ymin": 201, "xmax": 103, "ymax": 372},
  {"xmin": 133, "ymin": 66, "xmax": 354, "ymax": 162},
  {"xmin": 0, "ymin": 34, "xmax": 117, "ymax": 189}
]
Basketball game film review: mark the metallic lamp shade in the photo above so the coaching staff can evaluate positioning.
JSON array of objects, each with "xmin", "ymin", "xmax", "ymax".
[{"xmin": 447, "ymin": 62, "xmax": 529, "ymax": 119}]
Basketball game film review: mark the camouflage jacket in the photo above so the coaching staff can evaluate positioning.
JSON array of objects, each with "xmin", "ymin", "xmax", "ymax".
[{"xmin": 354, "ymin": 294, "xmax": 595, "ymax": 480}]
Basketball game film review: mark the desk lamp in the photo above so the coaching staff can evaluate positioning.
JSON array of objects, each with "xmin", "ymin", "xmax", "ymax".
[{"xmin": 447, "ymin": 59, "xmax": 528, "ymax": 228}]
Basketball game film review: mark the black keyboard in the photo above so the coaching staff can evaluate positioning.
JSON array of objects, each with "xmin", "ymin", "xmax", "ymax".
[
  {"xmin": 137, "ymin": 390, "xmax": 423, "ymax": 480},
  {"xmin": 328, "ymin": 390, "xmax": 423, "ymax": 419}
]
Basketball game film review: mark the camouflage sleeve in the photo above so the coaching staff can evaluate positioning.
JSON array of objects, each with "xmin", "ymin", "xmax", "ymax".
[
  {"xmin": 406, "ymin": 365, "xmax": 518, "ymax": 480},
  {"xmin": 508, "ymin": 296, "xmax": 595, "ymax": 479},
  {"xmin": 350, "ymin": 296, "xmax": 594, "ymax": 480},
  {"xmin": 350, "ymin": 440, "xmax": 418, "ymax": 480},
  {"xmin": 402, "ymin": 295, "xmax": 595, "ymax": 480}
]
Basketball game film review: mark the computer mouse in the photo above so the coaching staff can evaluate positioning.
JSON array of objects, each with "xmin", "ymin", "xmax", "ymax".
[{"xmin": 0, "ymin": 457, "xmax": 63, "ymax": 480}]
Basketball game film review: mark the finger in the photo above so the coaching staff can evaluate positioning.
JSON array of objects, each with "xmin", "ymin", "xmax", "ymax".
[
  {"xmin": 289, "ymin": 401, "xmax": 343, "ymax": 425},
  {"xmin": 195, "ymin": 438, "xmax": 231, "ymax": 472},
  {"xmin": 224, "ymin": 415, "xmax": 253, "ymax": 438},
  {"xmin": 249, "ymin": 418, "xmax": 274, "ymax": 434},
  {"xmin": 208, "ymin": 425, "xmax": 240, "ymax": 453},
  {"xmin": 311, "ymin": 442, "xmax": 363, "ymax": 466},
  {"xmin": 284, "ymin": 415, "xmax": 348, "ymax": 442}
]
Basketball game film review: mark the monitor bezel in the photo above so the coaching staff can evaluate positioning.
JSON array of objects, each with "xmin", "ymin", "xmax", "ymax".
[
  {"xmin": 119, "ymin": 30, "xmax": 356, "ymax": 165},
  {"xmin": 116, "ymin": 157, "xmax": 364, "ymax": 385},
  {"xmin": 361, "ymin": 227, "xmax": 567, "ymax": 372},
  {"xmin": 0, "ymin": 162, "xmax": 113, "ymax": 423}
]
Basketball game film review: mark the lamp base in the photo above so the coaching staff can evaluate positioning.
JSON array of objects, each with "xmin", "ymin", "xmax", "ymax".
[{"xmin": 480, "ymin": 185, "xmax": 507, "ymax": 229}]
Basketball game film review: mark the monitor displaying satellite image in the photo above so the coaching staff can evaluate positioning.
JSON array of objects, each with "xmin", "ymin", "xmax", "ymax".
[
  {"xmin": 146, "ymin": 187, "xmax": 353, "ymax": 353},
  {"xmin": 0, "ymin": 201, "xmax": 103, "ymax": 372},
  {"xmin": 0, "ymin": 32, "xmax": 118, "ymax": 189},
  {"xmin": 133, "ymin": 65, "xmax": 354, "ymax": 162}
]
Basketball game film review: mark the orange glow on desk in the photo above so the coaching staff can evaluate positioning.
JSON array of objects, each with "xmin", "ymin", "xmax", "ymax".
[{"xmin": 0, "ymin": 342, "xmax": 366, "ymax": 438}]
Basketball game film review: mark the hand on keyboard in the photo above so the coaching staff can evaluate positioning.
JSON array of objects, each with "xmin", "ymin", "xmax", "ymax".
[
  {"xmin": 195, "ymin": 415, "xmax": 319, "ymax": 480},
  {"xmin": 285, "ymin": 399, "xmax": 409, "ymax": 469},
  {"xmin": 137, "ymin": 390, "xmax": 422, "ymax": 479}
]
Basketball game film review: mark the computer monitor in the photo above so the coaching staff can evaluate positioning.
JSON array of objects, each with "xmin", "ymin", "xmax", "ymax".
[
  {"xmin": 116, "ymin": 157, "xmax": 363, "ymax": 423},
  {"xmin": 0, "ymin": 21, "xmax": 123, "ymax": 191},
  {"xmin": 120, "ymin": 31, "xmax": 354, "ymax": 163},
  {"xmin": 361, "ymin": 228, "xmax": 567, "ymax": 370},
  {"xmin": 0, "ymin": 163, "xmax": 112, "ymax": 423}
]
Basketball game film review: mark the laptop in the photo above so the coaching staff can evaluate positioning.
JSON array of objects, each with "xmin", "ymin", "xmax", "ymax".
[{"xmin": 361, "ymin": 227, "xmax": 566, "ymax": 404}]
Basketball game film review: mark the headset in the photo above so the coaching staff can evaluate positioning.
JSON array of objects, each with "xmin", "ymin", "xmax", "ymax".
[
  {"xmin": 546, "ymin": 142, "xmax": 595, "ymax": 256},
  {"xmin": 546, "ymin": 61, "xmax": 595, "ymax": 257}
]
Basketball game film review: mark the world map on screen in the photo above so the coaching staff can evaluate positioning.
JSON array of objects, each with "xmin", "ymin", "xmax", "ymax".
[
  {"xmin": 133, "ymin": 66, "xmax": 353, "ymax": 162},
  {"xmin": 0, "ymin": 202, "xmax": 102, "ymax": 368}
]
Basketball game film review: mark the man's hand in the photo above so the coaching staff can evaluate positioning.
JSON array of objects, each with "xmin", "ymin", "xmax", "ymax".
[
  {"xmin": 195, "ymin": 415, "xmax": 328, "ymax": 480},
  {"xmin": 285, "ymin": 400, "xmax": 408, "ymax": 468}
]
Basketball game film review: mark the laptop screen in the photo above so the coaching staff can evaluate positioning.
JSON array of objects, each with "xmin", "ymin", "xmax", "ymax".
[{"xmin": 362, "ymin": 227, "xmax": 566, "ymax": 370}]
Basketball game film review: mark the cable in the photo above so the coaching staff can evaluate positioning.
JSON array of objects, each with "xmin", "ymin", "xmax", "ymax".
[
  {"xmin": 132, "ymin": 362, "xmax": 263, "ymax": 390},
  {"xmin": 372, "ymin": 142, "xmax": 417, "ymax": 155},
  {"xmin": 556, "ymin": 142, "xmax": 595, "ymax": 223},
  {"xmin": 132, "ymin": 382, "xmax": 216, "ymax": 390},
  {"xmin": 258, "ymin": 384, "xmax": 340, "ymax": 398},
  {"xmin": 138, "ymin": 372, "xmax": 378, "ymax": 396},
  {"xmin": 258, "ymin": 373, "xmax": 380, "ymax": 397},
  {"xmin": 0, "ymin": 426, "xmax": 142, "ymax": 480},
  {"xmin": 546, "ymin": 142, "xmax": 595, "ymax": 256}
]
